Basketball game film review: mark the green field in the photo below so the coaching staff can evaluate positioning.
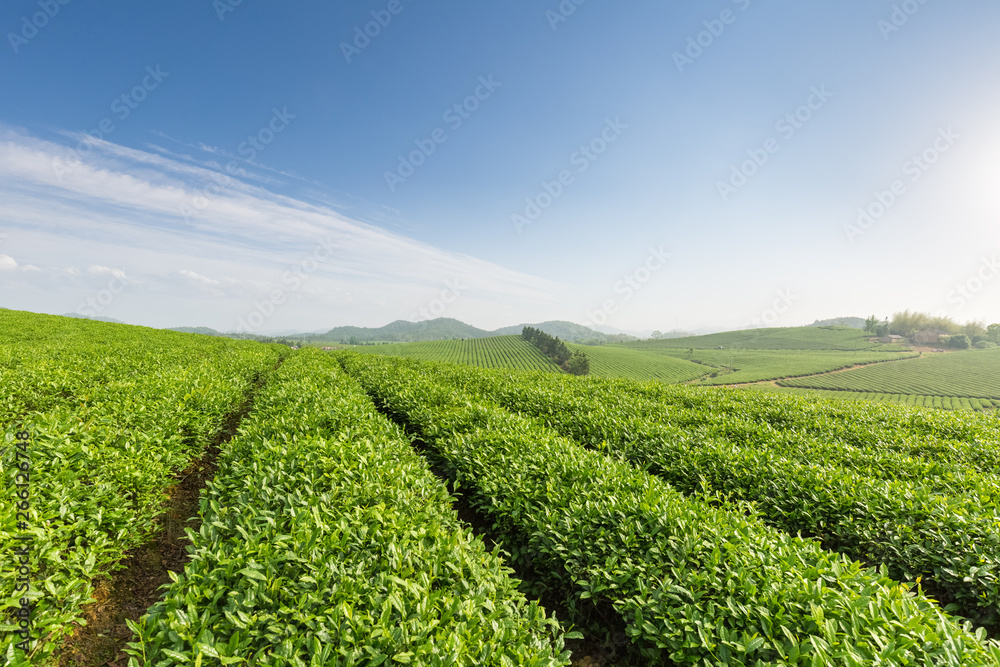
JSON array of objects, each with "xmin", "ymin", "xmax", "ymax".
[
  {"xmin": 412, "ymin": 356, "xmax": 1000, "ymax": 629},
  {"xmin": 623, "ymin": 325, "xmax": 888, "ymax": 351},
  {"xmin": 642, "ymin": 348, "xmax": 920, "ymax": 385},
  {"xmin": 757, "ymin": 385, "xmax": 1000, "ymax": 411},
  {"xmin": 135, "ymin": 350, "xmax": 568, "ymax": 666},
  {"xmin": 356, "ymin": 330, "xmax": 997, "ymax": 413},
  {"xmin": 7, "ymin": 311, "xmax": 1000, "ymax": 665},
  {"xmin": 339, "ymin": 353, "xmax": 1000, "ymax": 664},
  {"xmin": 0, "ymin": 310, "xmax": 288, "ymax": 664},
  {"xmin": 566, "ymin": 343, "xmax": 708, "ymax": 382},
  {"xmin": 361, "ymin": 333, "xmax": 915, "ymax": 387},
  {"xmin": 779, "ymin": 348, "xmax": 1000, "ymax": 399},
  {"xmin": 359, "ymin": 335, "xmax": 561, "ymax": 372}
]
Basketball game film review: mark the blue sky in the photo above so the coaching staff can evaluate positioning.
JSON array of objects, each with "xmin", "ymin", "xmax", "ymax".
[{"xmin": 1, "ymin": 1, "xmax": 998, "ymax": 334}]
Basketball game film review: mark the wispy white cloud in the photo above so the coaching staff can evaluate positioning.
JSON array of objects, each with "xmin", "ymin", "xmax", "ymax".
[
  {"xmin": 0, "ymin": 124, "xmax": 569, "ymax": 330},
  {"xmin": 144, "ymin": 131, "xmax": 317, "ymax": 187}
]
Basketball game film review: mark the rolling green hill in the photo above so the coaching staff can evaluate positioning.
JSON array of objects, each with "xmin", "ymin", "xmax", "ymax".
[
  {"xmin": 566, "ymin": 343, "xmax": 708, "ymax": 382},
  {"xmin": 358, "ymin": 330, "xmax": 925, "ymax": 388},
  {"xmin": 168, "ymin": 326, "xmax": 223, "ymax": 335},
  {"xmin": 358, "ymin": 335, "xmax": 561, "ymax": 372},
  {"xmin": 779, "ymin": 348, "xmax": 1000, "ymax": 399},
  {"xmin": 492, "ymin": 320, "xmax": 631, "ymax": 342},
  {"xmin": 624, "ymin": 325, "xmax": 886, "ymax": 351},
  {"xmin": 316, "ymin": 318, "xmax": 491, "ymax": 343},
  {"xmin": 361, "ymin": 337, "xmax": 710, "ymax": 382},
  {"xmin": 807, "ymin": 317, "xmax": 866, "ymax": 329},
  {"xmin": 640, "ymin": 348, "xmax": 920, "ymax": 385}
]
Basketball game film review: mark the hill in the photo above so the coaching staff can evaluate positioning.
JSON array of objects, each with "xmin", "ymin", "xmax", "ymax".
[
  {"xmin": 314, "ymin": 318, "xmax": 491, "ymax": 343},
  {"xmin": 621, "ymin": 325, "xmax": 886, "ymax": 351},
  {"xmin": 60, "ymin": 313, "xmax": 126, "ymax": 324},
  {"xmin": 168, "ymin": 326, "xmax": 223, "ymax": 335},
  {"xmin": 308, "ymin": 318, "xmax": 620, "ymax": 344},
  {"xmin": 565, "ymin": 343, "xmax": 708, "ymax": 382},
  {"xmin": 779, "ymin": 347, "xmax": 1000, "ymax": 400},
  {"xmin": 647, "ymin": 348, "xmax": 919, "ymax": 385},
  {"xmin": 808, "ymin": 317, "xmax": 865, "ymax": 329},
  {"xmin": 492, "ymin": 320, "xmax": 633, "ymax": 343},
  {"xmin": 363, "ymin": 337, "xmax": 709, "ymax": 382},
  {"xmin": 358, "ymin": 335, "xmax": 561, "ymax": 372}
]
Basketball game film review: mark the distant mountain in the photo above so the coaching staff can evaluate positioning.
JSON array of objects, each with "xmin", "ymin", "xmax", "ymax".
[
  {"xmin": 589, "ymin": 323, "xmax": 647, "ymax": 337},
  {"xmin": 808, "ymin": 317, "xmax": 865, "ymax": 329},
  {"xmin": 267, "ymin": 329, "xmax": 330, "ymax": 336},
  {"xmin": 302, "ymin": 318, "xmax": 620, "ymax": 344},
  {"xmin": 312, "ymin": 318, "xmax": 492, "ymax": 343},
  {"xmin": 168, "ymin": 326, "xmax": 223, "ymax": 335},
  {"xmin": 165, "ymin": 318, "xmax": 635, "ymax": 345},
  {"xmin": 60, "ymin": 313, "xmax": 125, "ymax": 324},
  {"xmin": 492, "ymin": 320, "xmax": 630, "ymax": 343}
]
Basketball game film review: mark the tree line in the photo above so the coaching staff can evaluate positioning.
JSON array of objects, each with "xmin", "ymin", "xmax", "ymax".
[
  {"xmin": 864, "ymin": 311, "xmax": 1000, "ymax": 349},
  {"xmin": 522, "ymin": 326, "xmax": 590, "ymax": 375}
]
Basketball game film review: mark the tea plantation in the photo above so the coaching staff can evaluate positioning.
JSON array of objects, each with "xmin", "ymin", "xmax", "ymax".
[{"xmin": 4, "ymin": 310, "xmax": 1000, "ymax": 666}]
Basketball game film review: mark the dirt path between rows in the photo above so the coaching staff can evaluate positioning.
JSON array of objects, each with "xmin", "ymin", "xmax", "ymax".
[
  {"xmin": 716, "ymin": 352, "xmax": 923, "ymax": 390},
  {"xmin": 54, "ymin": 358, "xmax": 285, "ymax": 667}
]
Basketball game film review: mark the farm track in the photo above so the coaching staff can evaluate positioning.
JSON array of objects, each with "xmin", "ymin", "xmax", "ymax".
[
  {"xmin": 54, "ymin": 360, "xmax": 285, "ymax": 667},
  {"xmin": 363, "ymin": 395, "xmax": 636, "ymax": 667},
  {"xmin": 703, "ymin": 353, "xmax": 920, "ymax": 389},
  {"xmin": 721, "ymin": 356, "xmax": 916, "ymax": 388}
]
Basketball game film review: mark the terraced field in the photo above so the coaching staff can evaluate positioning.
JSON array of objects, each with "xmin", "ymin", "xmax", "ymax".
[
  {"xmin": 623, "ymin": 325, "xmax": 888, "ymax": 351},
  {"xmin": 566, "ymin": 343, "xmax": 707, "ymax": 382},
  {"xmin": 779, "ymin": 348, "xmax": 1000, "ymax": 399},
  {"xmin": 760, "ymin": 386, "xmax": 1000, "ymax": 411},
  {"xmin": 641, "ymin": 348, "xmax": 920, "ymax": 385},
  {"xmin": 359, "ymin": 335, "xmax": 560, "ymax": 372}
]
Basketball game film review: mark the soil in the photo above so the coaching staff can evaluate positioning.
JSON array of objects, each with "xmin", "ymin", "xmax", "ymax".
[{"xmin": 53, "ymin": 364, "xmax": 279, "ymax": 667}]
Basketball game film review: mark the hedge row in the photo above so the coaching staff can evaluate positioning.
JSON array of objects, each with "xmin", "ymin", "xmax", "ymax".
[
  {"xmin": 339, "ymin": 353, "xmax": 1000, "ymax": 666},
  {"xmin": 129, "ymin": 349, "xmax": 569, "ymax": 666}
]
